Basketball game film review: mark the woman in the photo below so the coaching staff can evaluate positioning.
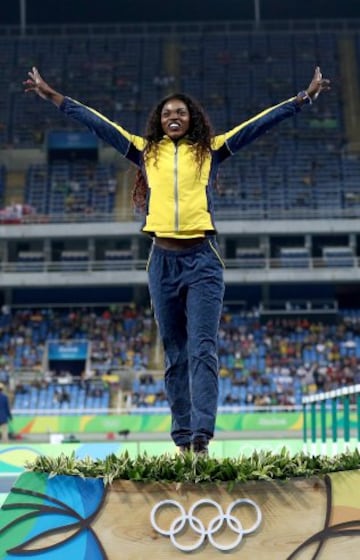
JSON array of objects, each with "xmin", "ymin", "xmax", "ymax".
[
  {"xmin": 0, "ymin": 383, "xmax": 12, "ymax": 443},
  {"xmin": 24, "ymin": 66, "xmax": 330, "ymax": 455}
]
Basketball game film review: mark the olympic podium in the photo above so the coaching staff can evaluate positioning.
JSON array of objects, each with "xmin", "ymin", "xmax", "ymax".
[{"xmin": 1, "ymin": 470, "xmax": 360, "ymax": 559}]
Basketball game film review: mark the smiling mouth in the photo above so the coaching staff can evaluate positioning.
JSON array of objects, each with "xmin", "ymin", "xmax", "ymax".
[{"xmin": 168, "ymin": 123, "xmax": 181, "ymax": 131}]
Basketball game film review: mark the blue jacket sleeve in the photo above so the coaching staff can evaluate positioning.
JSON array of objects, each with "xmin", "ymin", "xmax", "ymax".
[
  {"xmin": 212, "ymin": 98, "xmax": 300, "ymax": 159},
  {"xmin": 59, "ymin": 97, "xmax": 145, "ymax": 166}
]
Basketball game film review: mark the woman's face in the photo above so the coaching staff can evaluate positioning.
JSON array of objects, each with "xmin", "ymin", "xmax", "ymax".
[{"xmin": 160, "ymin": 98, "xmax": 191, "ymax": 139}]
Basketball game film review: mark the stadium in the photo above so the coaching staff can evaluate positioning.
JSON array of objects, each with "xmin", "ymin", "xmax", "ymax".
[{"xmin": 1, "ymin": 1, "xmax": 360, "ymax": 558}]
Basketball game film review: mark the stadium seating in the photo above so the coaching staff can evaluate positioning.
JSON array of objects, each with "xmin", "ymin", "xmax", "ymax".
[
  {"xmin": 279, "ymin": 247, "xmax": 310, "ymax": 268},
  {"xmin": 2, "ymin": 305, "xmax": 151, "ymax": 412},
  {"xmin": 13, "ymin": 381, "xmax": 111, "ymax": 413},
  {"xmin": 7, "ymin": 34, "xmax": 164, "ymax": 147},
  {"xmin": 0, "ymin": 28, "xmax": 353, "ymax": 221},
  {"xmin": 24, "ymin": 161, "xmax": 116, "ymax": 217},
  {"xmin": 235, "ymin": 248, "xmax": 266, "ymax": 269},
  {"xmin": 16, "ymin": 251, "xmax": 45, "ymax": 272},
  {"xmin": 322, "ymin": 246, "xmax": 355, "ymax": 267},
  {"xmin": 3, "ymin": 306, "xmax": 360, "ymax": 412},
  {"xmin": 104, "ymin": 250, "xmax": 133, "ymax": 269},
  {"xmin": 215, "ymin": 308, "xmax": 360, "ymax": 408}
]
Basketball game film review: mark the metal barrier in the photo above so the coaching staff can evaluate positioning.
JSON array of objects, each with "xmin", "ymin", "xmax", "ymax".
[{"xmin": 302, "ymin": 384, "xmax": 360, "ymax": 455}]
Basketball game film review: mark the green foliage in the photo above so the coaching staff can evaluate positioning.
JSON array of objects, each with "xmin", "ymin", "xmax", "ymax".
[{"xmin": 25, "ymin": 447, "xmax": 360, "ymax": 485}]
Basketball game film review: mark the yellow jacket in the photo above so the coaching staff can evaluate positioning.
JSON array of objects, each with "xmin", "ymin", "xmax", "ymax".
[{"xmin": 60, "ymin": 96, "xmax": 299, "ymax": 237}]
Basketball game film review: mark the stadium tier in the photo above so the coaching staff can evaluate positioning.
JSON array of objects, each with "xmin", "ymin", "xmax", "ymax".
[
  {"xmin": 0, "ymin": 28, "xmax": 356, "ymax": 221},
  {"xmin": 0, "ymin": 306, "xmax": 358, "ymax": 413},
  {"xmin": 25, "ymin": 161, "xmax": 116, "ymax": 216}
]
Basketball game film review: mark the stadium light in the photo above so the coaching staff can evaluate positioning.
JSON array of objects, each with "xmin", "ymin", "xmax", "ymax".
[
  {"xmin": 19, "ymin": 0, "xmax": 26, "ymax": 35},
  {"xmin": 254, "ymin": 0, "xmax": 261, "ymax": 28}
]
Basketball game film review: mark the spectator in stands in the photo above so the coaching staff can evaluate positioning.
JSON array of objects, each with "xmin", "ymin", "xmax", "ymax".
[
  {"xmin": 139, "ymin": 372, "xmax": 154, "ymax": 386},
  {"xmin": 24, "ymin": 66, "xmax": 330, "ymax": 455},
  {"xmin": 0, "ymin": 383, "xmax": 12, "ymax": 442},
  {"xmin": 90, "ymin": 383, "xmax": 104, "ymax": 398},
  {"xmin": 53, "ymin": 387, "xmax": 70, "ymax": 406},
  {"xmin": 15, "ymin": 383, "xmax": 29, "ymax": 395}
]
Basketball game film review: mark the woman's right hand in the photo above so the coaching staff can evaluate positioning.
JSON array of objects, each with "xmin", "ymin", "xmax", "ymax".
[{"xmin": 23, "ymin": 67, "xmax": 64, "ymax": 106}]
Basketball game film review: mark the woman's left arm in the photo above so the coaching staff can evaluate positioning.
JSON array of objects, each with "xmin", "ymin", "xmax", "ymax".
[{"xmin": 213, "ymin": 66, "xmax": 330, "ymax": 157}]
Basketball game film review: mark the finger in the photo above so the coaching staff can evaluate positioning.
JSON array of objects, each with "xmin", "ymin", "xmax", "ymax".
[
  {"xmin": 314, "ymin": 66, "xmax": 322, "ymax": 80},
  {"xmin": 32, "ymin": 67, "xmax": 41, "ymax": 84}
]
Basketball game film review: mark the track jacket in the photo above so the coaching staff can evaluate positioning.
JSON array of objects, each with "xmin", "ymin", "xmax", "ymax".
[{"xmin": 60, "ymin": 96, "xmax": 300, "ymax": 237}]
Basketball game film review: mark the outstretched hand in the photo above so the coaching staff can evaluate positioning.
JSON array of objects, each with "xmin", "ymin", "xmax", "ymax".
[
  {"xmin": 23, "ymin": 67, "xmax": 64, "ymax": 106},
  {"xmin": 306, "ymin": 66, "xmax": 331, "ymax": 101}
]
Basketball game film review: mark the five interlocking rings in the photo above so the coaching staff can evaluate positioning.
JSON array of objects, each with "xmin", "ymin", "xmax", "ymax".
[{"xmin": 150, "ymin": 498, "xmax": 262, "ymax": 552}]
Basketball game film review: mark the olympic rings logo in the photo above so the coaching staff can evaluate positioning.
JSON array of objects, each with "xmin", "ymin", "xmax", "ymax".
[{"xmin": 150, "ymin": 498, "xmax": 262, "ymax": 552}]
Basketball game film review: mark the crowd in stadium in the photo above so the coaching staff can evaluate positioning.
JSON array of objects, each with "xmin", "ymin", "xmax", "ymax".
[
  {"xmin": 217, "ymin": 309, "xmax": 360, "ymax": 408},
  {"xmin": 1, "ymin": 304, "xmax": 360, "ymax": 411}
]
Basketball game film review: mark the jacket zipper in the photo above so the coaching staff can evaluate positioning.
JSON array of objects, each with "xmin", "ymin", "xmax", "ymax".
[{"xmin": 174, "ymin": 144, "xmax": 179, "ymax": 232}]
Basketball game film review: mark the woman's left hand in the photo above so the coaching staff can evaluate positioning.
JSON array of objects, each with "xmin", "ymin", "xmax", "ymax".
[{"xmin": 306, "ymin": 66, "xmax": 331, "ymax": 101}]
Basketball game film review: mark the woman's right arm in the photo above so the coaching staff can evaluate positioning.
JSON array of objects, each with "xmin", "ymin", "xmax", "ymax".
[{"xmin": 24, "ymin": 67, "xmax": 144, "ymax": 162}]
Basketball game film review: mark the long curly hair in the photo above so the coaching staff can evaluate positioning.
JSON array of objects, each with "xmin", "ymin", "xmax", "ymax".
[{"xmin": 132, "ymin": 93, "xmax": 214, "ymax": 212}]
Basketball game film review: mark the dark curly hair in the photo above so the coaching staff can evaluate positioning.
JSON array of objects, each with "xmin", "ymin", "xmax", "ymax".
[{"xmin": 132, "ymin": 93, "xmax": 214, "ymax": 212}]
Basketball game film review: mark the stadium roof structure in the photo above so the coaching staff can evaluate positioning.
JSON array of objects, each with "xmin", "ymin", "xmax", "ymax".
[{"xmin": 2, "ymin": 0, "xmax": 360, "ymax": 27}]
